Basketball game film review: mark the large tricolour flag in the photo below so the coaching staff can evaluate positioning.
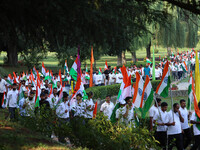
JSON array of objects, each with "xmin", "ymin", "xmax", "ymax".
[
  {"xmin": 132, "ymin": 72, "xmax": 144, "ymax": 108},
  {"xmin": 156, "ymin": 61, "xmax": 170, "ymax": 98},
  {"xmin": 140, "ymin": 75, "xmax": 154, "ymax": 118},
  {"xmin": 69, "ymin": 56, "xmax": 78, "ymax": 81},
  {"xmin": 117, "ymin": 65, "xmax": 129, "ymax": 103}
]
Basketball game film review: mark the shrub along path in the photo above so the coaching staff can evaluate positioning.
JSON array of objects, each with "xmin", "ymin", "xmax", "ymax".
[{"xmin": 0, "ymin": 109, "xmax": 86, "ymax": 150}]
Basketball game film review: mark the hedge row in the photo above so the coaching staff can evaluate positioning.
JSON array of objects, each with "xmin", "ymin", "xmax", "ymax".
[{"xmin": 86, "ymin": 80, "xmax": 161, "ymax": 100}]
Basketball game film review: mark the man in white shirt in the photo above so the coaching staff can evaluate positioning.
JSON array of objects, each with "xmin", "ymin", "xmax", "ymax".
[
  {"xmin": 94, "ymin": 71, "xmax": 102, "ymax": 86},
  {"xmin": 171, "ymin": 62, "xmax": 178, "ymax": 81},
  {"xmin": 56, "ymin": 92, "xmax": 70, "ymax": 143},
  {"xmin": 115, "ymin": 71, "xmax": 123, "ymax": 84},
  {"xmin": 179, "ymin": 99, "xmax": 192, "ymax": 149},
  {"xmin": 116, "ymin": 99, "xmax": 129, "ymax": 124},
  {"xmin": 100, "ymin": 95, "xmax": 115, "ymax": 120},
  {"xmin": 149, "ymin": 98, "xmax": 161, "ymax": 131},
  {"xmin": 6, "ymin": 83, "xmax": 18, "ymax": 120},
  {"xmin": 48, "ymin": 87, "xmax": 59, "ymax": 109},
  {"xmin": 190, "ymin": 102, "xmax": 200, "ymax": 150},
  {"xmin": 0, "ymin": 75, "xmax": 7, "ymax": 109},
  {"xmin": 109, "ymin": 71, "xmax": 116, "ymax": 85},
  {"xmin": 153, "ymin": 102, "xmax": 168, "ymax": 150},
  {"xmin": 22, "ymin": 91, "xmax": 35, "ymax": 117},
  {"xmin": 155, "ymin": 65, "xmax": 161, "ymax": 80},
  {"xmin": 165, "ymin": 103, "xmax": 184, "ymax": 150}
]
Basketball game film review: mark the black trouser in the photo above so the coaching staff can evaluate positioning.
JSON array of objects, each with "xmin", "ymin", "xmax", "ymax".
[
  {"xmin": 9, "ymin": 107, "xmax": 17, "ymax": 120},
  {"xmin": 0, "ymin": 93, "xmax": 3, "ymax": 108},
  {"xmin": 155, "ymin": 131, "xmax": 167, "ymax": 150},
  {"xmin": 168, "ymin": 133, "xmax": 183, "ymax": 150},
  {"xmin": 191, "ymin": 135, "xmax": 200, "ymax": 150},
  {"xmin": 183, "ymin": 128, "xmax": 192, "ymax": 149}
]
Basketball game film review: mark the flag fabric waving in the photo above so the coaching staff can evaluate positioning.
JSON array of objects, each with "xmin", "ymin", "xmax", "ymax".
[
  {"xmin": 69, "ymin": 56, "xmax": 78, "ymax": 81},
  {"xmin": 64, "ymin": 59, "xmax": 69, "ymax": 75},
  {"xmin": 104, "ymin": 60, "xmax": 108, "ymax": 70},
  {"xmin": 132, "ymin": 72, "xmax": 144, "ymax": 108},
  {"xmin": 156, "ymin": 61, "xmax": 170, "ymax": 98},
  {"xmin": 195, "ymin": 50, "xmax": 200, "ymax": 102},
  {"xmin": 140, "ymin": 75, "xmax": 154, "ymax": 118},
  {"xmin": 42, "ymin": 62, "xmax": 46, "ymax": 76}
]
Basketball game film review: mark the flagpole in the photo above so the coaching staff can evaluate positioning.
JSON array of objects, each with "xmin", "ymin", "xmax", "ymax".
[
  {"xmin": 170, "ymin": 83, "xmax": 174, "ymax": 122},
  {"xmin": 153, "ymin": 93, "xmax": 163, "ymax": 122}
]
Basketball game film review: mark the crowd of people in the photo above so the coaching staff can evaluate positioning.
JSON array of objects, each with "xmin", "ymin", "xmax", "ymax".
[{"xmin": 0, "ymin": 49, "xmax": 199, "ymax": 149}]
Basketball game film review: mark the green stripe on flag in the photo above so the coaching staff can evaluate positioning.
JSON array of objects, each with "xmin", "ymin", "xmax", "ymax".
[
  {"xmin": 141, "ymin": 89, "xmax": 154, "ymax": 118},
  {"xmin": 160, "ymin": 76, "xmax": 170, "ymax": 98},
  {"xmin": 69, "ymin": 68, "xmax": 77, "ymax": 81}
]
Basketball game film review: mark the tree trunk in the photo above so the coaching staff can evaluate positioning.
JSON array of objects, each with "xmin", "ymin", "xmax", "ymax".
[
  {"xmin": 7, "ymin": 45, "xmax": 18, "ymax": 66},
  {"xmin": 146, "ymin": 41, "xmax": 151, "ymax": 58},
  {"xmin": 117, "ymin": 51, "xmax": 122, "ymax": 66},
  {"xmin": 122, "ymin": 51, "xmax": 126, "ymax": 65},
  {"xmin": 131, "ymin": 51, "xmax": 136, "ymax": 63},
  {"xmin": 167, "ymin": 47, "xmax": 171, "ymax": 56}
]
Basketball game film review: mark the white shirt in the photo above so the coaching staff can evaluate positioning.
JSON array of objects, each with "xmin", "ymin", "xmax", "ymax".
[
  {"xmin": 100, "ymin": 101, "xmax": 115, "ymax": 119},
  {"xmin": 179, "ymin": 107, "xmax": 189, "ymax": 129},
  {"xmin": 149, "ymin": 105, "xmax": 160, "ymax": 118},
  {"xmin": 116, "ymin": 106, "xmax": 127, "ymax": 123},
  {"xmin": 56, "ymin": 101, "xmax": 70, "ymax": 118},
  {"xmin": 94, "ymin": 74, "xmax": 102, "ymax": 85},
  {"xmin": 85, "ymin": 99, "xmax": 94, "ymax": 118},
  {"xmin": 155, "ymin": 69, "xmax": 161, "ymax": 78},
  {"xmin": 127, "ymin": 105, "xmax": 135, "ymax": 123},
  {"xmin": 116, "ymin": 73, "xmax": 123, "ymax": 84},
  {"xmin": 171, "ymin": 65, "xmax": 177, "ymax": 72},
  {"xmin": 166, "ymin": 111, "xmax": 182, "ymax": 135},
  {"xmin": 48, "ymin": 94, "xmax": 59, "ymax": 109},
  {"xmin": 190, "ymin": 112, "xmax": 200, "ymax": 136},
  {"xmin": 0, "ymin": 79, "xmax": 7, "ymax": 93},
  {"xmin": 72, "ymin": 101, "xmax": 86, "ymax": 117},
  {"xmin": 6, "ymin": 90, "xmax": 18, "ymax": 108},
  {"xmin": 153, "ymin": 110, "xmax": 168, "ymax": 131},
  {"xmin": 109, "ymin": 73, "xmax": 116, "ymax": 83},
  {"xmin": 23, "ymin": 97, "xmax": 35, "ymax": 116}
]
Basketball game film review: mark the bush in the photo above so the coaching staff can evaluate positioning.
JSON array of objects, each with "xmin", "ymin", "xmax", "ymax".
[{"xmin": 86, "ymin": 80, "xmax": 161, "ymax": 100}]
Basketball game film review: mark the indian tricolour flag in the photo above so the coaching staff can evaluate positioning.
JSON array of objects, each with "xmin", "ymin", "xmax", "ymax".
[
  {"xmin": 117, "ymin": 65, "xmax": 129, "ymax": 103},
  {"xmin": 132, "ymin": 72, "xmax": 144, "ymax": 108},
  {"xmin": 42, "ymin": 62, "xmax": 46, "ymax": 76},
  {"xmin": 104, "ymin": 60, "xmax": 108, "ymax": 70},
  {"xmin": 120, "ymin": 75, "xmax": 132, "ymax": 102},
  {"xmin": 69, "ymin": 56, "xmax": 78, "ymax": 81},
  {"xmin": 6, "ymin": 74, "xmax": 13, "ymax": 85},
  {"xmin": 70, "ymin": 76, "xmax": 88, "ymax": 107},
  {"xmin": 146, "ymin": 57, "xmax": 152, "ymax": 64},
  {"xmin": 156, "ymin": 61, "xmax": 170, "ymax": 98},
  {"xmin": 1, "ymin": 92, "xmax": 6, "ymax": 108},
  {"xmin": 99, "ymin": 68, "xmax": 102, "ymax": 75},
  {"xmin": 181, "ymin": 61, "xmax": 188, "ymax": 73},
  {"xmin": 140, "ymin": 75, "xmax": 154, "ymax": 118},
  {"xmin": 64, "ymin": 59, "xmax": 69, "ymax": 74},
  {"xmin": 85, "ymin": 65, "xmax": 90, "ymax": 80}
]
